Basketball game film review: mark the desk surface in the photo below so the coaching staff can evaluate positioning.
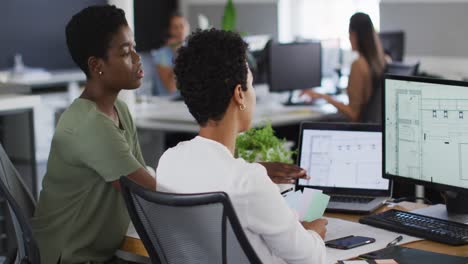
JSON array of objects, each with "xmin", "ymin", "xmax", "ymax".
[
  {"xmin": 134, "ymin": 96, "xmax": 338, "ymax": 133},
  {"xmin": 5, "ymin": 69, "xmax": 86, "ymax": 89},
  {"xmin": 0, "ymin": 94, "xmax": 41, "ymax": 112},
  {"xmin": 120, "ymin": 202, "xmax": 468, "ymax": 260},
  {"xmin": 326, "ymin": 202, "xmax": 468, "ymax": 257}
]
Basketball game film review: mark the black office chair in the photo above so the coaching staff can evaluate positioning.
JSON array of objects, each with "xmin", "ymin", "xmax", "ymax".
[
  {"xmin": 361, "ymin": 61, "xmax": 420, "ymax": 124},
  {"xmin": 360, "ymin": 73, "xmax": 383, "ymax": 124},
  {"xmin": 120, "ymin": 177, "xmax": 262, "ymax": 264},
  {"xmin": 0, "ymin": 144, "xmax": 40, "ymax": 264},
  {"xmin": 386, "ymin": 62, "xmax": 420, "ymax": 76}
]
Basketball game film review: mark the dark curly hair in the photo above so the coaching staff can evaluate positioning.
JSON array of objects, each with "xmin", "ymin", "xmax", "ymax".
[
  {"xmin": 174, "ymin": 29, "xmax": 249, "ymax": 126},
  {"xmin": 65, "ymin": 5, "xmax": 128, "ymax": 77}
]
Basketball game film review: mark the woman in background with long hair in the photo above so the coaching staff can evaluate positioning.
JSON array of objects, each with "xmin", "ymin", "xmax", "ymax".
[{"xmin": 303, "ymin": 12, "xmax": 386, "ymax": 122}]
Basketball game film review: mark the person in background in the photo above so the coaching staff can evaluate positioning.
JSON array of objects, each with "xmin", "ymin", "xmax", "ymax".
[
  {"xmin": 302, "ymin": 12, "xmax": 386, "ymax": 122},
  {"xmin": 31, "ymin": 5, "xmax": 156, "ymax": 263},
  {"xmin": 157, "ymin": 29, "xmax": 328, "ymax": 263},
  {"xmin": 152, "ymin": 12, "xmax": 189, "ymax": 95}
]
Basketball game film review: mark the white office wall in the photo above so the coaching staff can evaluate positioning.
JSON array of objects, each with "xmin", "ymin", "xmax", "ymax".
[
  {"xmin": 180, "ymin": 0, "xmax": 279, "ymax": 17},
  {"xmin": 278, "ymin": 0, "xmax": 299, "ymax": 43},
  {"xmin": 380, "ymin": 0, "xmax": 468, "ymax": 79},
  {"xmin": 382, "ymin": 0, "xmax": 468, "ymax": 2},
  {"xmin": 107, "ymin": 0, "xmax": 134, "ymax": 30},
  {"xmin": 181, "ymin": 0, "xmax": 279, "ymax": 38},
  {"xmin": 278, "ymin": 0, "xmax": 380, "ymax": 44}
]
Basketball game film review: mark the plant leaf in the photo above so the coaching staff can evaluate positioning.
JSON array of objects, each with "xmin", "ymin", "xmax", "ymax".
[
  {"xmin": 222, "ymin": 0, "xmax": 236, "ymax": 31},
  {"xmin": 235, "ymin": 122, "xmax": 296, "ymax": 164}
]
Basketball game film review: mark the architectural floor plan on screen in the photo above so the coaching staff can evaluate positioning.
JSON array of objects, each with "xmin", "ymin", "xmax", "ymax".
[
  {"xmin": 385, "ymin": 79, "xmax": 468, "ymax": 189},
  {"xmin": 299, "ymin": 130, "xmax": 386, "ymax": 190}
]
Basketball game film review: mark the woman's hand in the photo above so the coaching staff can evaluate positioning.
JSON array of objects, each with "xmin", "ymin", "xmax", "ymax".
[
  {"xmin": 300, "ymin": 89, "xmax": 325, "ymax": 100},
  {"xmin": 259, "ymin": 162, "xmax": 310, "ymax": 184},
  {"xmin": 302, "ymin": 218, "xmax": 328, "ymax": 239}
]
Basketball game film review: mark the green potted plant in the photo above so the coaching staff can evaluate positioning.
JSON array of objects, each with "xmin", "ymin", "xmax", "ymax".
[
  {"xmin": 235, "ymin": 123, "xmax": 296, "ymax": 164},
  {"xmin": 222, "ymin": 0, "xmax": 237, "ymax": 32}
]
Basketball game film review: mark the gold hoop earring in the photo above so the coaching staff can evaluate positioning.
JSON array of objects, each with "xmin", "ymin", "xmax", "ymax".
[{"xmin": 239, "ymin": 104, "xmax": 246, "ymax": 111}]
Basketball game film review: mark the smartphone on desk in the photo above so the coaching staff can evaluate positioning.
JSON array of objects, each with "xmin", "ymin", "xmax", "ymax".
[{"xmin": 326, "ymin": 235, "xmax": 375, "ymax": 250}]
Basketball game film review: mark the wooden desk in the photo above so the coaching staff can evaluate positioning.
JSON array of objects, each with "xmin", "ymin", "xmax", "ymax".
[
  {"xmin": 326, "ymin": 202, "xmax": 468, "ymax": 257},
  {"xmin": 119, "ymin": 202, "xmax": 468, "ymax": 261}
]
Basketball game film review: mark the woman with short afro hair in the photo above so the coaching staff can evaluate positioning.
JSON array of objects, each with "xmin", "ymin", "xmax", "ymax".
[{"xmin": 157, "ymin": 29, "xmax": 328, "ymax": 264}]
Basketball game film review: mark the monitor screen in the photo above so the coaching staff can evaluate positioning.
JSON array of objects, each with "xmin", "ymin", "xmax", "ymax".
[
  {"xmin": 298, "ymin": 128, "xmax": 388, "ymax": 190},
  {"xmin": 385, "ymin": 76, "xmax": 468, "ymax": 191},
  {"xmin": 379, "ymin": 31, "xmax": 404, "ymax": 62},
  {"xmin": 268, "ymin": 42, "xmax": 321, "ymax": 92}
]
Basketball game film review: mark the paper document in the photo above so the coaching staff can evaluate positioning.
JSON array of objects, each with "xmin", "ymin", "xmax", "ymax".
[
  {"xmin": 283, "ymin": 188, "xmax": 330, "ymax": 221},
  {"xmin": 126, "ymin": 223, "xmax": 139, "ymax": 239},
  {"xmin": 324, "ymin": 217, "xmax": 422, "ymax": 264}
]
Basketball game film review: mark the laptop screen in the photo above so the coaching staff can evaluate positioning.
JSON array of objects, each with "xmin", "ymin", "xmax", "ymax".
[{"xmin": 298, "ymin": 125, "xmax": 389, "ymax": 191}]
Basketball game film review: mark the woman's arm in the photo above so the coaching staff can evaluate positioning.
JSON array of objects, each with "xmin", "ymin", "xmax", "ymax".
[
  {"xmin": 247, "ymin": 164, "xmax": 326, "ymax": 263},
  {"xmin": 157, "ymin": 65, "xmax": 177, "ymax": 93},
  {"xmin": 302, "ymin": 58, "xmax": 369, "ymax": 122},
  {"xmin": 323, "ymin": 94, "xmax": 359, "ymax": 122},
  {"xmin": 111, "ymin": 168, "xmax": 156, "ymax": 191}
]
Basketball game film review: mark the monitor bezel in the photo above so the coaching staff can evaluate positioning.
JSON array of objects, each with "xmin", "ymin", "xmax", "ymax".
[
  {"xmin": 383, "ymin": 74, "xmax": 468, "ymax": 194},
  {"xmin": 295, "ymin": 122, "xmax": 390, "ymax": 196},
  {"xmin": 268, "ymin": 41, "xmax": 322, "ymax": 92}
]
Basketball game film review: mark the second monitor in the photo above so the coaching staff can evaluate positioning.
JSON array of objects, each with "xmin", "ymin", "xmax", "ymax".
[{"xmin": 268, "ymin": 41, "xmax": 322, "ymax": 95}]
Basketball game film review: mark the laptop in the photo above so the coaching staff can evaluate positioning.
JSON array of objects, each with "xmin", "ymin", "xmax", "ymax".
[{"xmin": 295, "ymin": 122, "xmax": 391, "ymax": 214}]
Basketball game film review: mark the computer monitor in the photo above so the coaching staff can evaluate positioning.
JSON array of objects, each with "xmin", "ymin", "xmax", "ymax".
[
  {"xmin": 297, "ymin": 123, "xmax": 389, "ymax": 194},
  {"xmin": 0, "ymin": 0, "xmax": 106, "ymax": 70},
  {"xmin": 268, "ymin": 42, "xmax": 322, "ymax": 93},
  {"xmin": 379, "ymin": 31, "xmax": 405, "ymax": 62},
  {"xmin": 384, "ymin": 75, "xmax": 468, "ymax": 214}
]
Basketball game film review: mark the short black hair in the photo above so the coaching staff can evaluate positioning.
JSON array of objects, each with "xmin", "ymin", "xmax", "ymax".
[
  {"xmin": 65, "ymin": 5, "xmax": 128, "ymax": 77},
  {"xmin": 169, "ymin": 11, "xmax": 184, "ymax": 21},
  {"xmin": 174, "ymin": 29, "xmax": 249, "ymax": 126}
]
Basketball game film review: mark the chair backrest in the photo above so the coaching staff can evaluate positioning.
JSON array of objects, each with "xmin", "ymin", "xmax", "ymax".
[
  {"xmin": 386, "ymin": 62, "xmax": 420, "ymax": 76},
  {"xmin": 120, "ymin": 177, "xmax": 262, "ymax": 264},
  {"xmin": 360, "ymin": 73, "xmax": 383, "ymax": 124},
  {"xmin": 360, "ymin": 62, "xmax": 419, "ymax": 123},
  {"xmin": 0, "ymin": 144, "xmax": 40, "ymax": 264}
]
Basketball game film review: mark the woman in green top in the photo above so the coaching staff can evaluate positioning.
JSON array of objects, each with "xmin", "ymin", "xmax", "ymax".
[{"xmin": 31, "ymin": 5, "xmax": 156, "ymax": 264}]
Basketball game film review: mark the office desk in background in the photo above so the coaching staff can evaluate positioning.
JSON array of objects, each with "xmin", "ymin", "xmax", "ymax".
[
  {"xmin": 4, "ymin": 69, "xmax": 86, "ymax": 91},
  {"xmin": 134, "ymin": 96, "xmax": 338, "ymax": 133},
  {"xmin": 118, "ymin": 202, "xmax": 468, "ymax": 264},
  {"xmin": 133, "ymin": 96, "xmax": 338, "ymax": 167}
]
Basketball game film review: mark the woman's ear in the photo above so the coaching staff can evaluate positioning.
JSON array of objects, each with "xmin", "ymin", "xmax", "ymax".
[
  {"xmin": 233, "ymin": 84, "xmax": 244, "ymax": 105},
  {"xmin": 87, "ymin": 56, "xmax": 103, "ymax": 77}
]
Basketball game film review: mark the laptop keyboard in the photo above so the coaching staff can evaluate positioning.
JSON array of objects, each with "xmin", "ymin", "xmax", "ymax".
[{"xmin": 330, "ymin": 196, "xmax": 375, "ymax": 204}]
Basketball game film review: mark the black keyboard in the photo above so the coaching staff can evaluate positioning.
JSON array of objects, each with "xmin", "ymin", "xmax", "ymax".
[
  {"xmin": 359, "ymin": 209, "xmax": 468, "ymax": 245},
  {"xmin": 330, "ymin": 196, "xmax": 374, "ymax": 204}
]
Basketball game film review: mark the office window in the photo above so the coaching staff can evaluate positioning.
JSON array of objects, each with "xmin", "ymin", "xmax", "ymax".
[{"xmin": 279, "ymin": 0, "xmax": 380, "ymax": 47}]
